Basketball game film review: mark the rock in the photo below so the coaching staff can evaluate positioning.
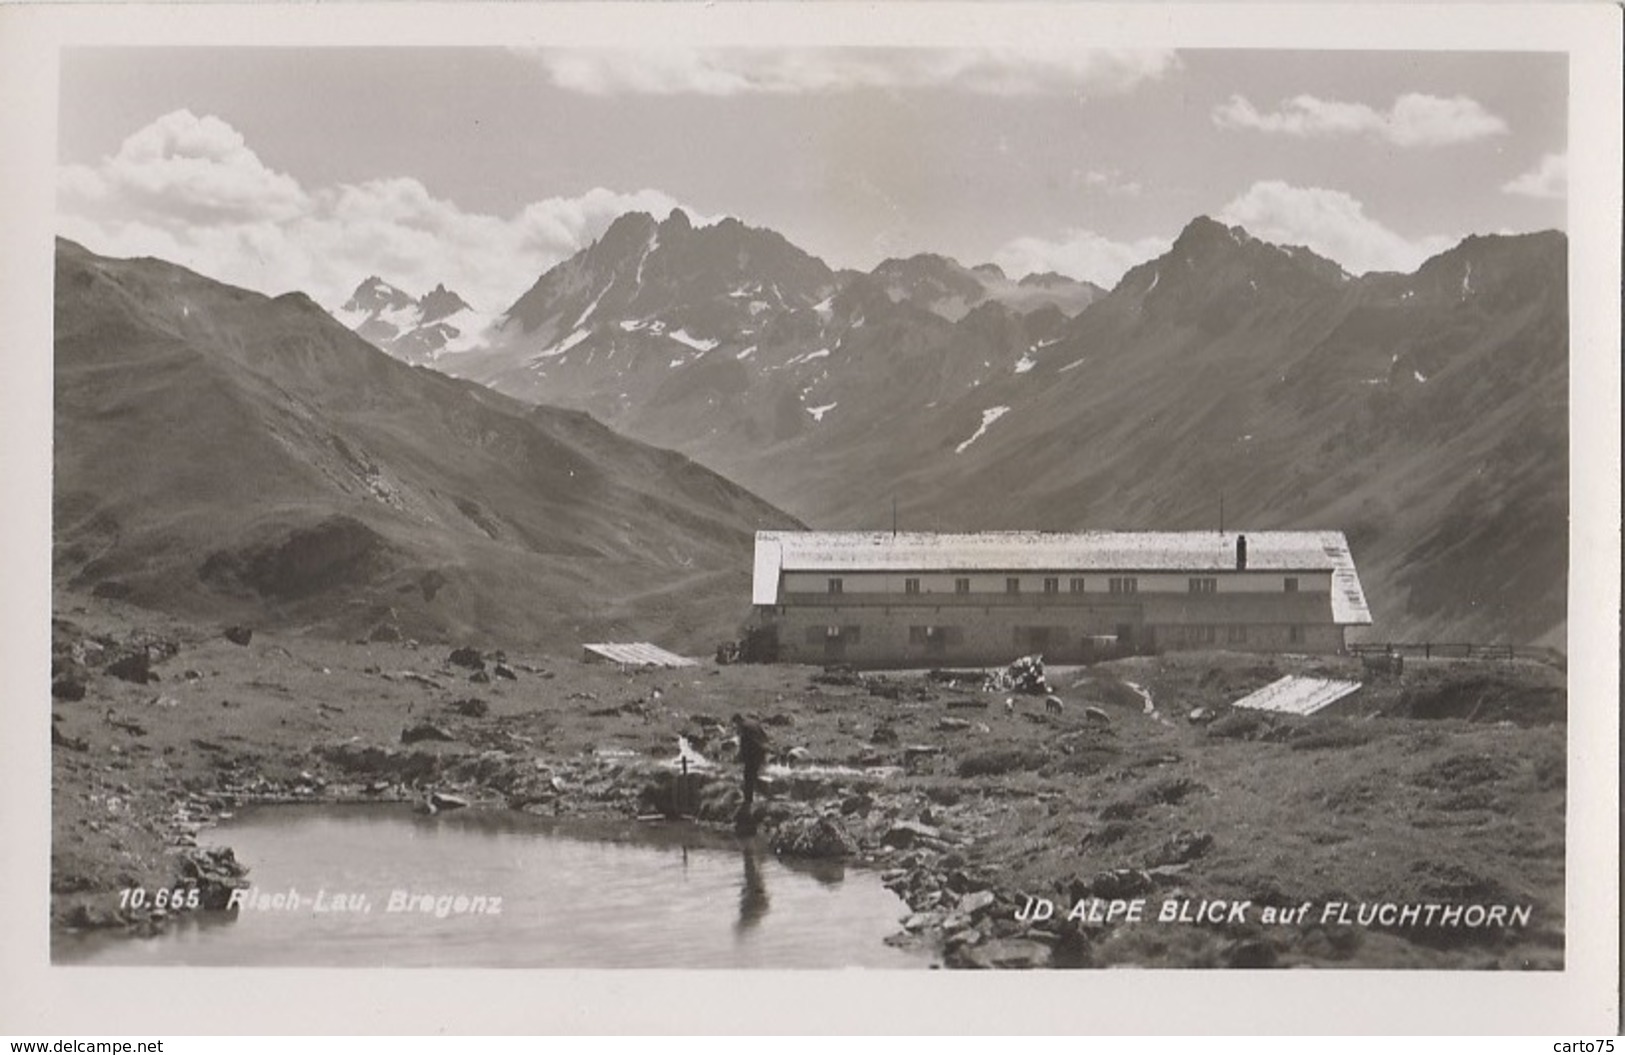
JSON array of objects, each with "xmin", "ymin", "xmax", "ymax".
[
  {"xmin": 839, "ymin": 792, "xmax": 873, "ymax": 816},
  {"xmin": 881, "ymin": 820, "xmax": 942, "ymax": 849},
  {"xmin": 51, "ymin": 725, "xmax": 89, "ymax": 752},
  {"xmin": 1070, "ymin": 867, "xmax": 1155, "ymax": 900},
  {"xmin": 106, "ymin": 653, "xmax": 157, "ymax": 684},
  {"xmin": 401, "ymin": 722, "xmax": 456, "ymax": 744},
  {"xmin": 771, "ymin": 813, "xmax": 858, "ymax": 858},
  {"xmin": 429, "ymin": 791, "xmax": 469, "ymax": 811},
  {"xmin": 493, "ymin": 663, "xmax": 517, "ymax": 680},
  {"xmin": 784, "ymin": 745, "xmax": 813, "ymax": 764},
  {"xmin": 902, "ymin": 910, "xmax": 943, "ymax": 932},
  {"xmin": 870, "ymin": 724, "xmax": 899, "ymax": 746},
  {"xmin": 958, "ymin": 890, "xmax": 998, "ymax": 917},
  {"xmin": 449, "ymin": 698, "xmax": 489, "ymax": 717},
  {"xmin": 1187, "ymin": 707, "xmax": 1210, "ymax": 723},
  {"xmin": 447, "ymin": 647, "xmax": 485, "ymax": 670},
  {"xmin": 52, "ymin": 678, "xmax": 87, "ymax": 701},
  {"xmin": 902, "ymin": 744, "xmax": 943, "ymax": 762},
  {"xmin": 961, "ymin": 937, "xmax": 1052, "ymax": 969},
  {"xmin": 1146, "ymin": 830, "xmax": 1214, "ymax": 867},
  {"xmin": 1083, "ymin": 706, "xmax": 1111, "ymax": 723},
  {"xmin": 937, "ymin": 717, "xmax": 973, "ymax": 732},
  {"xmin": 1226, "ymin": 938, "xmax": 1279, "ymax": 969},
  {"xmin": 369, "ymin": 623, "xmax": 402, "ymax": 644},
  {"xmin": 469, "ymin": 670, "xmax": 492, "ymax": 684},
  {"xmin": 224, "ymin": 626, "xmax": 253, "ymax": 646}
]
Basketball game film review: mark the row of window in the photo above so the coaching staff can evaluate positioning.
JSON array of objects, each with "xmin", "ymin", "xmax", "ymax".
[
  {"xmin": 829, "ymin": 575, "xmax": 1301, "ymax": 595},
  {"xmin": 812, "ymin": 623, "xmax": 1310, "ymax": 648}
]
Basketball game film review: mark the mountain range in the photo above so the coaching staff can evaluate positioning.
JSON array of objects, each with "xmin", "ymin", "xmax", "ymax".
[
  {"xmin": 53, "ymin": 238, "xmax": 798, "ymax": 651},
  {"xmin": 341, "ymin": 210, "xmax": 1569, "ymax": 648}
]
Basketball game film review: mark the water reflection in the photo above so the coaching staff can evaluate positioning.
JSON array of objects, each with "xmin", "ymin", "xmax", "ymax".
[
  {"xmin": 736, "ymin": 842, "xmax": 771, "ymax": 935},
  {"xmin": 54, "ymin": 805, "xmax": 929, "ymax": 969}
]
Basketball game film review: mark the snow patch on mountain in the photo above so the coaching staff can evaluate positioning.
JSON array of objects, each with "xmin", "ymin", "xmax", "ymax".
[
  {"xmin": 669, "ymin": 329, "xmax": 719, "ymax": 352},
  {"xmin": 955, "ymin": 406, "xmax": 1010, "ymax": 455}
]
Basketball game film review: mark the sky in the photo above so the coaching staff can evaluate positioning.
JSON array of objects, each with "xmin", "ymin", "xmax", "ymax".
[{"xmin": 57, "ymin": 46, "xmax": 1567, "ymax": 313}]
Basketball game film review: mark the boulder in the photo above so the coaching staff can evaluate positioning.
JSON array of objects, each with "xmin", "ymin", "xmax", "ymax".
[
  {"xmin": 493, "ymin": 663, "xmax": 518, "ymax": 680},
  {"xmin": 105, "ymin": 652, "xmax": 157, "ymax": 684},
  {"xmin": 51, "ymin": 678, "xmax": 87, "ymax": 701},
  {"xmin": 961, "ymin": 937, "xmax": 1052, "ymax": 969},
  {"xmin": 770, "ymin": 814, "xmax": 858, "ymax": 859},
  {"xmin": 401, "ymin": 722, "xmax": 456, "ymax": 744},
  {"xmin": 958, "ymin": 890, "xmax": 998, "ymax": 917},
  {"xmin": 429, "ymin": 791, "xmax": 469, "ymax": 811},
  {"xmin": 881, "ymin": 820, "xmax": 943, "ymax": 849},
  {"xmin": 937, "ymin": 716, "xmax": 973, "ymax": 732},
  {"xmin": 447, "ymin": 647, "xmax": 485, "ymax": 670},
  {"xmin": 224, "ymin": 626, "xmax": 253, "ymax": 646},
  {"xmin": 1083, "ymin": 706, "xmax": 1111, "ymax": 723},
  {"xmin": 448, "ymin": 698, "xmax": 489, "ymax": 717}
]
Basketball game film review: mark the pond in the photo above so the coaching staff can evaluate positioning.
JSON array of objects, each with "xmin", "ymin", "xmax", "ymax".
[{"xmin": 53, "ymin": 804, "xmax": 934, "ymax": 969}]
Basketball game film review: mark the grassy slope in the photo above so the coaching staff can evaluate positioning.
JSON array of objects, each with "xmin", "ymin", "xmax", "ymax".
[{"xmin": 53, "ymin": 240, "xmax": 797, "ymax": 651}]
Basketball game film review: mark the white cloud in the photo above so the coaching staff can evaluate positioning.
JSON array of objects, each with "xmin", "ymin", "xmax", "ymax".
[
  {"xmin": 1213, "ymin": 92, "xmax": 1508, "ymax": 147},
  {"xmin": 59, "ymin": 110, "xmax": 694, "ymax": 313},
  {"xmin": 534, "ymin": 47, "xmax": 1177, "ymax": 97},
  {"xmin": 1219, "ymin": 180, "xmax": 1453, "ymax": 274},
  {"xmin": 60, "ymin": 109, "xmax": 310, "ymax": 225},
  {"xmin": 993, "ymin": 229, "xmax": 1171, "ymax": 289},
  {"xmin": 1079, "ymin": 169, "xmax": 1142, "ymax": 197},
  {"xmin": 1502, "ymin": 152, "xmax": 1567, "ymax": 199}
]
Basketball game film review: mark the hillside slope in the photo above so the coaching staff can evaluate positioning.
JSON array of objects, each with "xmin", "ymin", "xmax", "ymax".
[{"xmin": 53, "ymin": 239, "xmax": 800, "ymax": 650}]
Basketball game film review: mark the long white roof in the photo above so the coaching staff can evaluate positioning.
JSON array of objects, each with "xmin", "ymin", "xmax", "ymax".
[{"xmin": 753, "ymin": 530, "xmax": 1372, "ymax": 624}]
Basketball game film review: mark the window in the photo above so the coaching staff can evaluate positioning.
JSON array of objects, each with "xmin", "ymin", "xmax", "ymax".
[
  {"xmin": 910, "ymin": 625, "xmax": 950, "ymax": 654},
  {"xmin": 825, "ymin": 625, "xmax": 843, "ymax": 638},
  {"xmin": 1069, "ymin": 577, "xmax": 1086, "ymax": 594},
  {"xmin": 904, "ymin": 578, "xmax": 920, "ymax": 595},
  {"xmin": 1043, "ymin": 577, "xmax": 1059, "ymax": 594},
  {"xmin": 1284, "ymin": 577, "xmax": 1299, "ymax": 593},
  {"xmin": 1227, "ymin": 625, "xmax": 1248, "ymax": 644},
  {"xmin": 1289, "ymin": 625, "xmax": 1304, "ymax": 644},
  {"xmin": 954, "ymin": 577, "xmax": 971, "ymax": 594},
  {"xmin": 1109, "ymin": 576, "xmax": 1138, "ymax": 595},
  {"xmin": 1189, "ymin": 577, "xmax": 1217, "ymax": 594},
  {"xmin": 1196, "ymin": 625, "xmax": 1217, "ymax": 644},
  {"xmin": 827, "ymin": 578, "xmax": 843, "ymax": 595},
  {"xmin": 1006, "ymin": 577, "xmax": 1021, "ymax": 594}
]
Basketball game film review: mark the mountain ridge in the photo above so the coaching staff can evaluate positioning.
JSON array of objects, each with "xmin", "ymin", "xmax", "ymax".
[{"xmin": 325, "ymin": 212, "xmax": 1566, "ymax": 646}]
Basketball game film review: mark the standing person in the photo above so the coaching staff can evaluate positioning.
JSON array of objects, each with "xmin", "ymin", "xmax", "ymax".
[{"xmin": 732, "ymin": 712, "xmax": 770, "ymax": 831}]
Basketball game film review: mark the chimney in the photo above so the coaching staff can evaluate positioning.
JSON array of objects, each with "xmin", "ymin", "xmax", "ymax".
[{"xmin": 1236, "ymin": 534, "xmax": 1248, "ymax": 570}]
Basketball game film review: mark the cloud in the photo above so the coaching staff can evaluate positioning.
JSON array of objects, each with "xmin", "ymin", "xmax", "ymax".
[
  {"xmin": 1219, "ymin": 180, "xmax": 1454, "ymax": 274},
  {"xmin": 59, "ymin": 109, "xmax": 311, "ymax": 225},
  {"xmin": 1079, "ymin": 169, "xmax": 1142, "ymax": 197},
  {"xmin": 993, "ymin": 229, "xmax": 1172, "ymax": 289},
  {"xmin": 533, "ymin": 47, "xmax": 1178, "ymax": 97},
  {"xmin": 59, "ymin": 110, "xmax": 694, "ymax": 313},
  {"xmin": 1213, "ymin": 92, "xmax": 1508, "ymax": 147},
  {"xmin": 1502, "ymin": 152, "xmax": 1567, "ymax": 199}
]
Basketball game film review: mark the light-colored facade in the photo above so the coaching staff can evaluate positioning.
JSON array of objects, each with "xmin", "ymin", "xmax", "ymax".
[{"xmin": 749, "ymin": 530, "xmax": 1372, "ymax": 667}]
